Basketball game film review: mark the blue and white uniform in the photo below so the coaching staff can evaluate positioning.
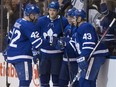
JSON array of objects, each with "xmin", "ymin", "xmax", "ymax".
[
  {"xmin": 35, "ymin": 1, "xmax": 69, "ymax": 86},
  {"xmin": 74, "ymin": 22, "xmax": 109, "ymax": 87},
  {"xmin": 75, "ymin": 22, "xmax": 109, "ymax": 58},
  {"xmin": 5, "ymin": 4, "xmax": 42, "ymax": 87},
  {"xmin": 36, "ymin": 15, "xmax": 68, "ymax": 57},
  {"xmin": 58, "ymin": 24, "xmax": 80, "ymax": 87},
  {"xmin": 36, "ymin": 14, "xmax": 68, "ymax": 86},
  {"xmin": 6, "ymin": 18, "xmax": 43, "ymax": 63}
]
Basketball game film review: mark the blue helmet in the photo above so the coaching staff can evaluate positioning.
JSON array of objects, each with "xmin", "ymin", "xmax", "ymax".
[
  {"xmin": 72, "ymin": 9, "xmax": 86, "ymax": 19},
  {"xmin": 66, "ymin": 7, "xmax": 76, "ymax": 17},
  {"xmin": 24, "ymin": 4, "xmax": 40, "ymax": 16},
  {"xmin": 48, "ymin": 1, "xmax": 59, "ymax": 10},
  {"xmin": 71, "ymin": 9, "xmax": 79, "ymax": 17}
]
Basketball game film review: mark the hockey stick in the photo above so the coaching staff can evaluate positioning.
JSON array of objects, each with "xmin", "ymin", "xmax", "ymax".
[
  {"xmin": 86, "ymin": 0, "xmax": 89, "ymax": 22},
  {"xmin": 59, "ymin": 0, "xmax": 73, "ymax": 84},
  {"xmin": 59, "ymin": 0, "xmax": 72, "ymax": 16},
  {"xmin": 87, "ymin": 18, "xmax": 116, "ymax": 61},
  {"xmin": 59, "ymin": 15, "xmax": 73, "ymax": 86},
  {"xmin": 6, "ymin": 60, "xmax": 10, "ymax": 87},
  {"xmin": 65, "ymin": 49, "xmax": 73, "ymax": 86},
  {"xmin": 69, "ymin": 18, "xmax": 116, "ymax": 87},
  {"xmin": 69, "ymin": 70, "xmax": 81, "ymax": 87},
  {"xmin": 59, "ymin": 0, "xmax": 72, "ymax": 36},
  {"xmin": 5, "ymin": 12, "xmax": 11, "ymax": 87}
]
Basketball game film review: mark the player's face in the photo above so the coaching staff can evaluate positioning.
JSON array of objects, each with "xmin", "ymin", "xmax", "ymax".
[
  {"xmin": 48, "ymin": 8, "xmax": 58, "ymax": 19},
  {"xmin": 67, "ymin": 16, "xmax": 73, "ymax": 24},
  {"xmin": 76, "ymin": 16, "xmax": 82, "ymax": 25},
  {"xmin": 72, "ymin": 16, "xmax": 77, "ymax": 26},
  {"xmin": 30, "ymin": 13, "xmax": 39, "ymax": 22}
]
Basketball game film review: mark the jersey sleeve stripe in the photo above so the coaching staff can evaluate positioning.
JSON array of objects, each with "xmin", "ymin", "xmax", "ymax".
[
  {"xmin": 35, "ymin": 39, "xmax": 43, "ymax": 48},
  {"xmin": 69, "ymin": 40, "xmax": 76, "ymax": 51},
  {"xmin": 32, "ymin": 38, "xmax": 41, "ymax": 45},
  {"xmin": 83, "ymin": 42, "xmax": 95, "ymax": 46},
  {"xmin": 93, "ymin": 49, "xmax": 109, "ymax": 55},
  {"xmin": 106, "ymin": 34, "xmax": 115, "ymax": 36},
  {"xmin": 9, "ymin": 30, "xmax": 13, "ymax": 34},
  {"xmin": 8, "ymin": 36, "xmax": 11, "ymax": 40},
  {"xmin": 82, "ymin": 47, "xmax": 94, "ymax": 50}
]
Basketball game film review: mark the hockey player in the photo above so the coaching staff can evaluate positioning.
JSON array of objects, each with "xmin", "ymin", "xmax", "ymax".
[
  {"xmin": 35, "ymin": 1, "xmax": 68, "ymax": 87},
  {"xmin": 99, "ymin": 2, "xmax": 116, "ymax": 55},
  {"xmin": 3, "ymin": 4, "xmax": 44, "ymax": 87},
  {"xmin": 57, "ymin": 8, "xmax": 79, "ymax": 87},
  {"xmin": 63, "ymin": 7, "xmax": 77, "ymax": 36},
  {"xmin": 72, "ymin": 10, "xmax": 109, "ymax": 87}
]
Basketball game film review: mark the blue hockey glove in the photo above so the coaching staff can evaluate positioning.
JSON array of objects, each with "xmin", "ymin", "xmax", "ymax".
[
  {"xmin": 61, "ymin": 37, "xmax": 71, "ymax": 43},
  {"xmin": 56, "ymin": 39, "xmax": 66, "ymax": 50},
  {"xmin": 32, "ymin": 49, "xmax": 40, "ymax": 64},
  {"xmin": 33, "ymin": 55, "xmax": 39, "ymax": 64},
  {"xmin": 64, "ymin": 29, "xmax": 71, "ymax": 37},
  {"xmin": 46, "ymin": 36, "xmax": 58, "ymax": 46},
  {"xmin": 56, "ymin": 37, "xmax": 70, "ymax": 50},
  {"xmin": 2, "ymin": 50, "xmax": 7, "ymax": 61},
  {"xmin": 77, "ymin": 57, "xmax": 88, "ymax": 70}
]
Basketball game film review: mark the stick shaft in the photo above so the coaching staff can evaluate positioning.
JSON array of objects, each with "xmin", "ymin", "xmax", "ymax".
[
  {"xmin": 88, "ymin": 18, "xmax": 116, "ymax": 61},
  {"xmin": 69, "ymin": 18, "xmax": 116, "ymax": 87}
]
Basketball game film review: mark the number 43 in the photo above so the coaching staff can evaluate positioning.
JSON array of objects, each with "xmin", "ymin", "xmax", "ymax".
[{"xmin": 83, "ymin": 33, "xmax": 92, "ymax": 40}]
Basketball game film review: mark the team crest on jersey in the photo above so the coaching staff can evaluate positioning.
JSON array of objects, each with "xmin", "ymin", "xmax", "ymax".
[{"xmin": 43, "ymin": 28, "xmax": 57, "ymax": 39}]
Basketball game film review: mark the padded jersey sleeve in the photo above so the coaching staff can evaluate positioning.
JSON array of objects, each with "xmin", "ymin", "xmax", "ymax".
[{"xmin": 22, "ymin": 22, "xmax": 43, "ymax": 50}]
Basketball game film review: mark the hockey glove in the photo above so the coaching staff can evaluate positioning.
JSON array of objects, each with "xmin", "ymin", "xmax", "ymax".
[
  {"xmin": 32, "ymin": 49, "xmax": 40, "ymax": 64},
  {"xmin": 56, "ymin": 37, "xmax": 70, "ymax": 50},
  {"xmin": 56, "ymin": 39, "xmax": 66, "ymax": 50},
  {"xmin": 2, "ymin": 50, "xmax": 7, "ymax": 61},
  {"xmin": 77, "ymin": 57, "xmax": 88, "ymax": 70},
  {"xmin": 64, "ymin": 29, "xmax": 71, "ymax": 37}
]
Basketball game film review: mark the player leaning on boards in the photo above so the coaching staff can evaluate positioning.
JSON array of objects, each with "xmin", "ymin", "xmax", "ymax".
[
  {"xmin": 2, "ymin": 4, "xmax": 45, "ymax": 87},
  {"xmin": 35, "ymin": 1, "xmax": 68, "ymax": 87},
  {"xmin": 69, "ymin": 9, "xmax": 109, "ymax": 87}
]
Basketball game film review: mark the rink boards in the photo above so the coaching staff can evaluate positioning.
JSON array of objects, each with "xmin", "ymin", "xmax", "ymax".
[{"xmin": 0, "ymin": 53, "xmax": 116, "ymax": 87}]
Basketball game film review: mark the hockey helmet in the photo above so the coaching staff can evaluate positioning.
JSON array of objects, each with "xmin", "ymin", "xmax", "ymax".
[
  {"xmin": 66, "ymin": 7, "xmax": 77, "ymax": 17},
  {"xmin": 71, "ymin": 9, "xmax": 79, "ymax": 17},
  {"xmin": 24, "ymin": 4, "xmax": 40, "ymax": 16},
  {"xmin": 73, "ymin": 9, "xmax": 86, "ymax": 19},
  {"xmin": 48, "ymin": 1, "xmax": 59, "ymax": 10}
]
